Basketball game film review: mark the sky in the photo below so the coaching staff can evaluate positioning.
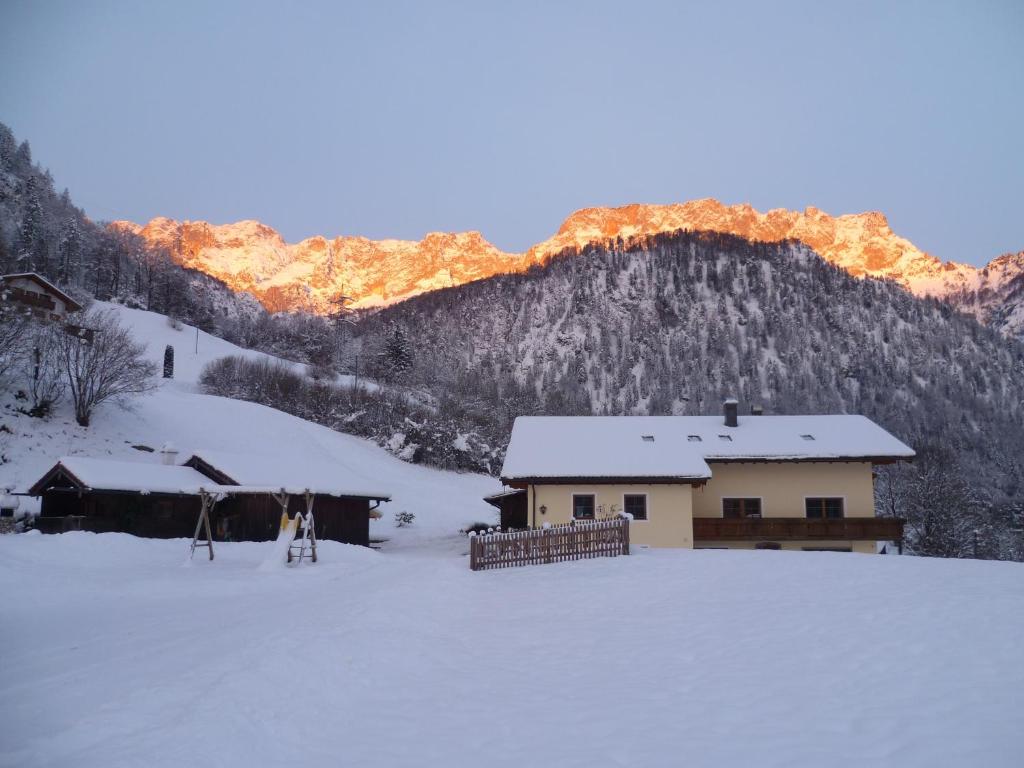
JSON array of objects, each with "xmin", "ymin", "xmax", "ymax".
[{"xmin": 1, "ymin": 0, "xmax": 1021, "ymax": 265}]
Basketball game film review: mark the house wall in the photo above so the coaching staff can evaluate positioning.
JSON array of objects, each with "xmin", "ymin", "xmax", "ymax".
[
  {"xmin": 529, "ymin": 483, "xmax": 695, "ymax": 548},
  {"xmin": 525, "ymin": 462, "xmax": 880, "ymax": 551},
  {"xmin": 692, "ymin": 462, "xmax": 876, "ymax": 519}
]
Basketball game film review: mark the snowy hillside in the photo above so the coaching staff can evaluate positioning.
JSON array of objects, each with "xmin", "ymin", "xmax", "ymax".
[
  {"xmin": 0, "ymin": 302, "xmax": 500, "ymax": 536},
  {"xmin": 1, "ymin": 536, "xmax": 1021, "ymax": 767}
]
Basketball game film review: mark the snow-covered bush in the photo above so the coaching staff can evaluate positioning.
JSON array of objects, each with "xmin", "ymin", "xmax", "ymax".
[{"xmin": 394, "ymin": 511, "xmax": 415, "ymax": 528}]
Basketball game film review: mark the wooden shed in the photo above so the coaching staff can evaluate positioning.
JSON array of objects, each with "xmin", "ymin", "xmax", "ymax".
[
  {"xmin": 26, "ymin": 453, "xmax": 390, "ymax": 547},
  {"xmin": 483, "ymin": 489, "xmax": 528, "ymax": 530}
]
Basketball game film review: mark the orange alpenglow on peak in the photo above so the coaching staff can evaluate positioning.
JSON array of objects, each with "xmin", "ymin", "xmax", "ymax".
[{"xmin": 114, "ymin": 199, "xmax": 1007, "ymax": 315}]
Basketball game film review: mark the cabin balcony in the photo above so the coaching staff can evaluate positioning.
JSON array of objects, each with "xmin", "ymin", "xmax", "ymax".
[
  {"xmin": 3, "ymin": 287, "xmax": 57, "ymax": 312},
  {"xmin": 692, "ymin": 517, "xmax": 904, "ymax": 542}
]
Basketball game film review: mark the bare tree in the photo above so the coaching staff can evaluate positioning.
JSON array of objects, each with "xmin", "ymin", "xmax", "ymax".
[
  {"xmin": 19, "ymin": 321, "xmax": 66, "ymax": 417},
  {"xmin": 0, "ymin": 303, "xmax": 32, "ymax": 387},
  {"xmin": 57, "ymin": 309, "xmax": 157, "ymax": 426}
]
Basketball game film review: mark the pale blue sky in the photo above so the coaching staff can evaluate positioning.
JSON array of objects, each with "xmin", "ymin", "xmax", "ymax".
[{"xmin": 1, "ymin": 0, "xmax": 1021, "ymax": 264}]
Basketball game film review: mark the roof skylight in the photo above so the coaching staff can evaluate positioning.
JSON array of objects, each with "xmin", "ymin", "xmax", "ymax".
[
  {"xmin": 801, "ymin": 434, "xmax": 815, "ymax": 441},
  {"xmin": 641, "ymin": 435, "xmax": 655, "ymax": 442},
  {"xmin": 687, "ymin": 435, "xmax": 702, "ymax": 442},
  {"xmin": 718, "ymin": 435, "xmax": 733, "ymax": 442}
]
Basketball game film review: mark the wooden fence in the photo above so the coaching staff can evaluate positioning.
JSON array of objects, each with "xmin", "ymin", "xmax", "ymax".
[{"xmin": 469, "ymin": 518, "xmax": 630, "ymax": 571}]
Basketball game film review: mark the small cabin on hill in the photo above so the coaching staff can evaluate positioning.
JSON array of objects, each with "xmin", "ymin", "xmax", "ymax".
[
  {"xmin": 0, "ymin": 272, "xmax": 82, "ymax": 321},
  {"xmin": 26, "ymin": 450, "xmax": 390, "ymax": 546},
  {"xmin": 495, "ymin": 401, "xmax": 913, "ymax": 552}
]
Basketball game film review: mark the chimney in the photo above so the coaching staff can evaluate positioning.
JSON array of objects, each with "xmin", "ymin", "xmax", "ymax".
[
  {"xmin": 159, "ymin": 442, "xmax": 179, "ymax": 466},
  {"xmin": 723, "ymin": 398, "xmax": 738, "ymax": 428},
  {"xmin": 750, "ymin": 404, "xmax": 764, "ymax": 416}
]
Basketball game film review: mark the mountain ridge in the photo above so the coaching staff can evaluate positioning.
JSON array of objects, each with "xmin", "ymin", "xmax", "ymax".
[{"xmin": 115, "ymin": 199, "xmax": 1023, "ymax": 335}]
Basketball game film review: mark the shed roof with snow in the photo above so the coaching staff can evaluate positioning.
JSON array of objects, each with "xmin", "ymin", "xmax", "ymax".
[
  {"xmin": 27, "ymin": 457, "xmax": 215, "ymax": 496},
  {"xmin": 27, "ymin": 452, "xmax": 391, "ymax": 501},
  {"xmin": 182, "ymin": 450, "xmax": 391, "ymax": 500},
  {"xmin": 500, "ymin": 414, "xmax": 914, "ymax": 483}
]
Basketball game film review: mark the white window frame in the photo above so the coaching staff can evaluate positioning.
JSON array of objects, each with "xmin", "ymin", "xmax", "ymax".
[
  {"xmin": 802, "ymin": 495, "xmax": 847, "ymax": 519},
  {"xmin": 621, "ymin": 492, "xmax": 649, "ymax": 522},
  {"xmin": 720, "ymin": 496, "xmax": 764, "ymax": 519}
]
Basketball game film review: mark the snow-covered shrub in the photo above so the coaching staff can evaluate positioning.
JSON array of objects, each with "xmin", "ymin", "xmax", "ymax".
[
  {"xmin": 463, "ymin": 521, "xmax": 496, "ymax": 536},
  {"xmin": 394, "ymin": 511, "xmax": 415, "ymax": 528}
]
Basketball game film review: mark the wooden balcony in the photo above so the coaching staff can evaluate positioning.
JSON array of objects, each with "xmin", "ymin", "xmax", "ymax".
[
  {"xmin": 693, "ymin": 517, "xmax": 904, "ymax": 542},
  {"xmin": 3, "ymin": 287, "xmax": 56, "ymax": 312}
]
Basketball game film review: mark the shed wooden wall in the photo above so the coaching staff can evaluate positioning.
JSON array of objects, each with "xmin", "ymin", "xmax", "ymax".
[{"xmin": 38, "ymin": 491, "xmax": 372, "ymax": 546}]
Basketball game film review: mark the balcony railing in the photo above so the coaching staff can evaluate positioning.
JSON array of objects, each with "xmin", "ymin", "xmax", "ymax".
[{"xmin": 693, "ymin": 517, "xmax": 904, "ymax": 542}]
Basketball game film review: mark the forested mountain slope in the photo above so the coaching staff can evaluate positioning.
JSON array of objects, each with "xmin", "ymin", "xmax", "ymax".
[
  {"xmin": 358, "ymin": 230, "xmax": 1024, "ymax": 501},
  {"xmin": 0, "ymin": 123, "xmax": 260, "ymax": 328}
]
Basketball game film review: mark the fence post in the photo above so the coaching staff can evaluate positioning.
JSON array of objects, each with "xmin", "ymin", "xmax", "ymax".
[{"xmin": 622, "ymin": 518, "xmax": 630, "ymax": 555}]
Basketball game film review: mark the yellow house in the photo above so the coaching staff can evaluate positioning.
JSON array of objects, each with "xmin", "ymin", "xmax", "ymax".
[{"xmin": 493, "ymin": 401, "xmax": 913, "ymax": 553}]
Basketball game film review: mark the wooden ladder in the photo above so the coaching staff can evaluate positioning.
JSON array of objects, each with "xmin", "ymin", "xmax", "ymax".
[
  {"xmin": 288, "ymin": 491, "xmax": 318, "ymax": 564},
  {"xmin": 189, "ymin": 490, "xmax": 218, "ymax": 561}
]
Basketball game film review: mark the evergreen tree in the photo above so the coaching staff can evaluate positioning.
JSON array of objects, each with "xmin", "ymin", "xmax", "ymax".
[{"xmin": 379, "ymin": 323, "xmax": 413, "ymax": 383}]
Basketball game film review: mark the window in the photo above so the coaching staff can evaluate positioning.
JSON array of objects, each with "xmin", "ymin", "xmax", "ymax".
[
  {"xmin": 805, "ymin": 497, "xmax": 844, "ymax": 519},
  {"xmin": 623, "ymin": 494, "xmax": 647, "ymax": 521},
  {"xmin": 722, "ymin": 498, "xmax": 761, "ymax": 519},
  {"xmin": 572, "ymin": 494, "xmax": 595, "ymax": 520}
]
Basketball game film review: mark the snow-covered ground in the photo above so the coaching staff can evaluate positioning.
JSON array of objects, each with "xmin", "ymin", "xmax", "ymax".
[{"xmin": 0, "ymin": 537, "xmax": 1021, "ymax": 767}]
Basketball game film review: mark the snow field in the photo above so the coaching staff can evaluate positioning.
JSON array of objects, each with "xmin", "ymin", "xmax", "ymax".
[{"xmin": 1, "ymin": 536, "xmax": 1021, "ymax": 767}]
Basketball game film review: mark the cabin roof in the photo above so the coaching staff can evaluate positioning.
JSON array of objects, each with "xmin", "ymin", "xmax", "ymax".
[
  {"xmin": 28, "ymin": 457, "xmax": 214, "ymax": 496},
  {"xmin": 27, "ymin": 452, "xmax": 392, "ymax": 501},
  {"xmin": 1, "ymin": 272, "xmax": 83, "ymax": 311},
  {"xmin": 499, "ymin": 415, "xmax": 914, "ymax": 482}
]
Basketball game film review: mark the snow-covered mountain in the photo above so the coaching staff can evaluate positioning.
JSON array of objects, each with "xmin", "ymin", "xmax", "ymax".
[
  {"xmin": 118, "ymin": 200, "xmax": 1024, "ymax": 336},
  {"xmin": 113, "ymin": 217, "xmax": 521, "ymax": 313}
]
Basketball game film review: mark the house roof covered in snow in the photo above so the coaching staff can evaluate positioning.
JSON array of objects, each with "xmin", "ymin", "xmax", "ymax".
[
  {"xmin": 499, "ymin": 414, "xmax": 914, "ymax": 482},
  {"xmin": 27, "ymin": 452, "xmax": 392, "ymax": 501},
  {"xmin": 500, "ymin": 418, "xmax": 714, "ymax": 483},
  {"xmin": 183, "ymin": 450, "xmax": 391, "ymax": 500}
]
